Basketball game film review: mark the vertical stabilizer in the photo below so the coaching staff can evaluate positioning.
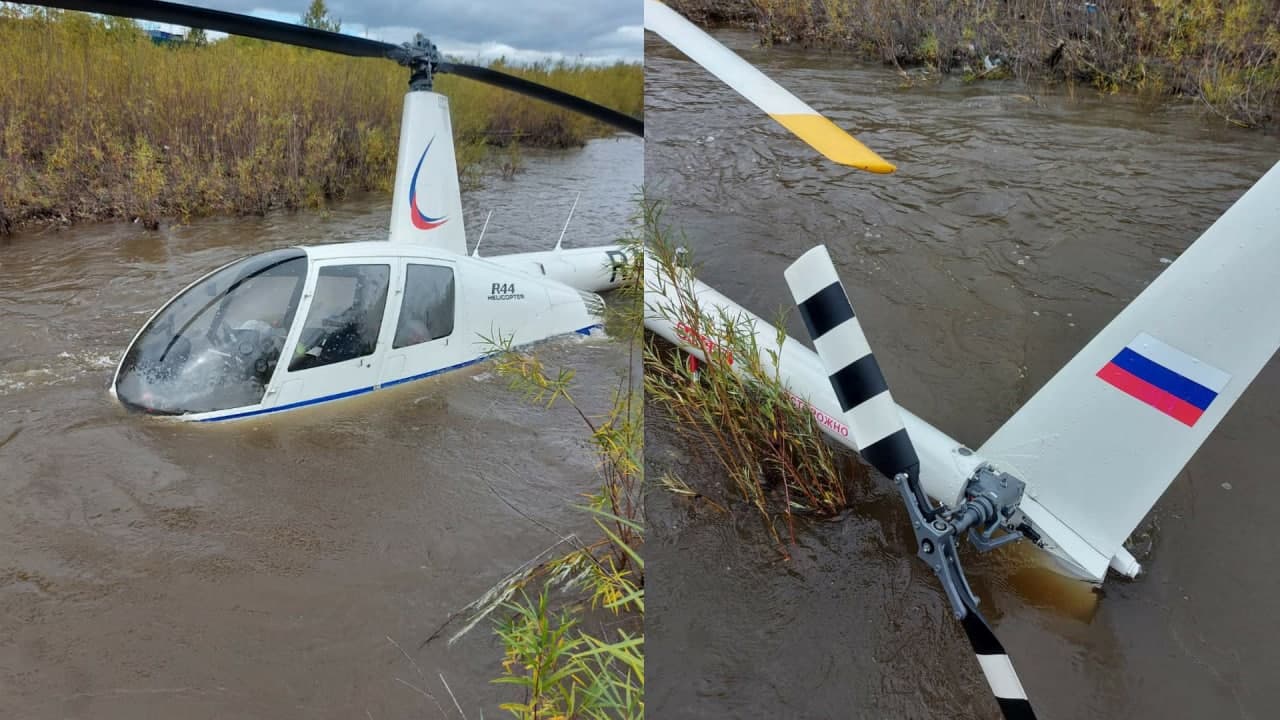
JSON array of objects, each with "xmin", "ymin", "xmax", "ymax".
[{"xmin": 388, "ymin": 91, "xmax": 467, "ymax": 254}]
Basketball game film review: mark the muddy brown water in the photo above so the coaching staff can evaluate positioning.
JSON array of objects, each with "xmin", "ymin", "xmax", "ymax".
[
  {"xmin": 645, "ymin": 30, "xmax": 1279, "ymax": 719},
  {"xmin": 0, "ymin": 135, "xmax": 640, "ymax": 718}
]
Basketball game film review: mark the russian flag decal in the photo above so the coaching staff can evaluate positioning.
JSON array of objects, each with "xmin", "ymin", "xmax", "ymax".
[{"xmin": 1097, "ymin": 333, "xmax": 1231, "ymax": 427}]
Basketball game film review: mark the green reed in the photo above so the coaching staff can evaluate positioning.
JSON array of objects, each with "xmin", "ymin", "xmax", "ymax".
[
  {"xmin": 642, "ymin": 200, "xmax": 863, "ymax": 547},
  {"xmin": 443, "ymin": 220, "xmax": 644, "ymax": 720}
]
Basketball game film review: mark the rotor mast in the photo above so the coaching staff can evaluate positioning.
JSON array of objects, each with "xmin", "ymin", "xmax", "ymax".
[{"xmin": 385, "ymin": 42, "xmax": 468, "ymax": 253}]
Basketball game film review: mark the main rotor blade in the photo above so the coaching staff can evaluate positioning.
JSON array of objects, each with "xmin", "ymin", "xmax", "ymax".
[
  {"xmin": 441, "ymin": 62, "xmax": 643, "ymax": 136},
  {"xmin": 645, "ymin": 0, "xmax": 894, "ymax": 173},
  {"xmin": 28, "ymin": 1, "xmax": 644, "ymax": 136},
  {"xmin": 961, "ymin": 603, "xmax": 1036, "ymax": 720},
  {"xmin": 32, "ymin": 0, "xmax": 397, "ymax": 58}
]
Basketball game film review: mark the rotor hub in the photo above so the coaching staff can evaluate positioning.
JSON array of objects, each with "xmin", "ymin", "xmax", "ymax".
[
  {"xmin": 392, "ymin": 34, "xmax": 442, "ymax": 91},
  {"xmin": 892, "ymin": 465, "xmax": 1039, "ymax": 618},
  {"xmin": 951, "ymin": 466, "xmax": 1027, "ymax": 543}
]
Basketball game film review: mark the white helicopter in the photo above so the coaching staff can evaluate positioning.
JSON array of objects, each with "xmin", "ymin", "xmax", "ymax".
[
  {"xmin": 643, "ymin": 1, "xmax": 1278, "ymax": 717},
  {"xmin": 34, "ymin": 0, "xmax": 641, "ymax": 423}
]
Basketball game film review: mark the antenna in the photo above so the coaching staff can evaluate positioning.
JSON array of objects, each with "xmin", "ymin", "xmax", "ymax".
[
  {"xmin": 472, "ymin": 210, "xmax": 493, "ymax": 257},
  {"xmin": 554, "ymin": 192, "xmax": 580, "ymax": 251}
]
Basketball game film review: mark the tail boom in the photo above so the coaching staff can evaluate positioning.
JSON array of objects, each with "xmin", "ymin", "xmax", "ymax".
[{"xmin": 644, "ymin": 254, "xmax": 1114, "ymax": 580}]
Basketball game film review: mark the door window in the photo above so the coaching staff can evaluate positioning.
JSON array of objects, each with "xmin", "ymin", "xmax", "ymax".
[
  {"xmin": 289, "ymin": 264, "xmax": 390, "ymax": 371},
  {"xmin": 393, "ymin": 264, "xmax": 455, "ymax": 348}
]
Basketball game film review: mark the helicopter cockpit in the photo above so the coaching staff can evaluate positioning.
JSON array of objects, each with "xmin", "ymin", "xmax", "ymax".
[{"xmin": 114, "ymin": 248, "xmax": 307, "ymax": 415}]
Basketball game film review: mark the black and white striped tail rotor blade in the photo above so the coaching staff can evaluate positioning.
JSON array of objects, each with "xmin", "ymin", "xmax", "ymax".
[
  {"xmin": 784, "ymin": 245, "xmax": 1038, "ymax": 720},
  {"xmin": 783, "ymin": 245, "xmax": 917, "ymax": 480},
  {"xmin": 962, "ymin": 605, "xmax": 1036, "ymax": 719}
]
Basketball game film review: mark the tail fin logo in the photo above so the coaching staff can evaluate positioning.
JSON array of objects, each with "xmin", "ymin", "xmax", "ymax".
[{"xmin": 409, "ymin": 136, "xmax": 447, "ymax": 231}]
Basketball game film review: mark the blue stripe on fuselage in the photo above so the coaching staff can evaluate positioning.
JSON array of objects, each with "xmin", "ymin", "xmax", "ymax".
[{"xmin": 197, "ymin": 324, "xmax": 603, "ymax": 422}]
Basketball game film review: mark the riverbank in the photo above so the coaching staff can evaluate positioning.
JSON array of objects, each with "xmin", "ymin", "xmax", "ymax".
[
  {"xmin": 645, "ymin": 24, "xmax": 1280, "ymax": 718},
  {"xmin": 667, "ymin": 0, "xmax": 1279, "ymax": 130},
  {"xmin": 0, "ymin": 9, "xmax": 641, "ymax": 234}
]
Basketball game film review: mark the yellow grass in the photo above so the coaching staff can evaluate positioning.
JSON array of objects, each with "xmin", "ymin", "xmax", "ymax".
[{"xmin": 0, "ymin": 8, "xmax": 641, "ymax": 231}]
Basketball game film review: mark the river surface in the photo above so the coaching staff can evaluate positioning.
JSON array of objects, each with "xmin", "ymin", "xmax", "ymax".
[
  {"xmin": 645, "ymin": 30, "xmax": 1279, "ymax": 719},
  {"xmin": 0, "ymin": 135, "xmax": 640, "ymax": 719}
]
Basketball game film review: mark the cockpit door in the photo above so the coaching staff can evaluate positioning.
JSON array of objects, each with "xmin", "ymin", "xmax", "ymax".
[
  {"xmin": 267, "ymin": 259, "xmax": 398, "ymax": 409},
  {"xmin": 379, "ymin": 260, "xmax": 461, "ymax": 387}
]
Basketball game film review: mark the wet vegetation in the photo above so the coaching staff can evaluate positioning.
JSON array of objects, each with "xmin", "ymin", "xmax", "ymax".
[
  {"xmin": 668, "ymin": 0, "xmax": 1280, "ymax": 128},
  {"xmin": 0, "ymin": 7, "xmax": 642, "ymax": 233},
  {"xmin": 643, "ymin": 203, "xmax": 866, "ymax": 548},
  {"xmin": 440, "ymin": 227, "xmax": 644, "ymax": 719}
]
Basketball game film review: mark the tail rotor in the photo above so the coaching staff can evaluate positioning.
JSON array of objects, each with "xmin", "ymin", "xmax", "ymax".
[{"xmin": 785, "ymin": 246, "xmax": 1037, "ymax": 720}]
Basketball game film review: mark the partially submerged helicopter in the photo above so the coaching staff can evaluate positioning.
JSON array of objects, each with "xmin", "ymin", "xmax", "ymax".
[
  {"xmin": 643, "ymin": 1, "xmax": 1278, "ymax": 717},
  {"xmin": 33, "ymin": 0, "xmax": 641, "ymax": 422}
]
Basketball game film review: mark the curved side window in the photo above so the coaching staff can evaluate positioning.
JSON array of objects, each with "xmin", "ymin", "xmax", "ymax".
[
  {"xmin": 289, "ymin": 264, "xmax": 390, "ymax": 371},
  {"xmin": 393, "ymin": 264, "xmax": 455, "ymax": 349}
]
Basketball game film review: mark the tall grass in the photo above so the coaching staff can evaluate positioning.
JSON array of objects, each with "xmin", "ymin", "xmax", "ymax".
[
  {"xmin": 643, "ymin": 201, "xmax": 861, "ymax": 548},
  {"xmin": 0, "ymin": 7, "xmax": 641, "ymax": 231},
  {"xmin": 670, "ymin": 0, "xmax": 1280, "ymax": 128}
]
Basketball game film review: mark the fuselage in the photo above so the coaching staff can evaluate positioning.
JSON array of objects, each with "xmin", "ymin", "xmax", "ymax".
[
  {"xmin": 110, "ymin": 80, "xmax": 637, "ymax": 424},
  {"xmin": 111, "ymin": 242, "xmax": 628, "ymax": 422}
]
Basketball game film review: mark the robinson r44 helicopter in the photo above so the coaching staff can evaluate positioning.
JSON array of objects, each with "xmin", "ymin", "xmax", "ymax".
[
  {"xmin": 643, "ymin": 1, "xmax": 1279, "ymax": 718},
  {"xmin": 31, "ymin": 0, "xmax": 642, "ymax": 423}
]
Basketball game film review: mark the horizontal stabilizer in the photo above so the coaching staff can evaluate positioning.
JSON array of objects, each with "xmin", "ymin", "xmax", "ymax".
[{"xmin": 980, "ymin": 161, "xmax": 1280, "ymax": 576}]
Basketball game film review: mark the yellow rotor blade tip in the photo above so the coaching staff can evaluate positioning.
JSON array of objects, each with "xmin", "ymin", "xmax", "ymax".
[{"xmin": 770, "ymin": 114, "xmax": 896, "ymax": 174}]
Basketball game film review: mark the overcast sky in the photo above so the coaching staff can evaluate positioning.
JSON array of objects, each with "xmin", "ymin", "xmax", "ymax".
[{"xmin": 141, "ymin": 1, "xmax": 640, "ymax": 64}]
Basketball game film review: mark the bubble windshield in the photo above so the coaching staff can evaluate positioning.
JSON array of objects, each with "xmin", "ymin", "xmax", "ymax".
[{"xmin": 115, "ymin": 248, "xmax": 308, "ymax": 415}]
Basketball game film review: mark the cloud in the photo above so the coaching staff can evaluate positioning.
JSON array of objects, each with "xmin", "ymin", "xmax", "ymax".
[{"xmin": 160, "ymin": 1, "xmax": 640, "ymax": 64}]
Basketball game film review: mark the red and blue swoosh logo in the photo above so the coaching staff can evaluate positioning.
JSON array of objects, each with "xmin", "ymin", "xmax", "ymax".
[{"xmin": 409, "ymin": 136, "xmax": 447, "ymax": 230}]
